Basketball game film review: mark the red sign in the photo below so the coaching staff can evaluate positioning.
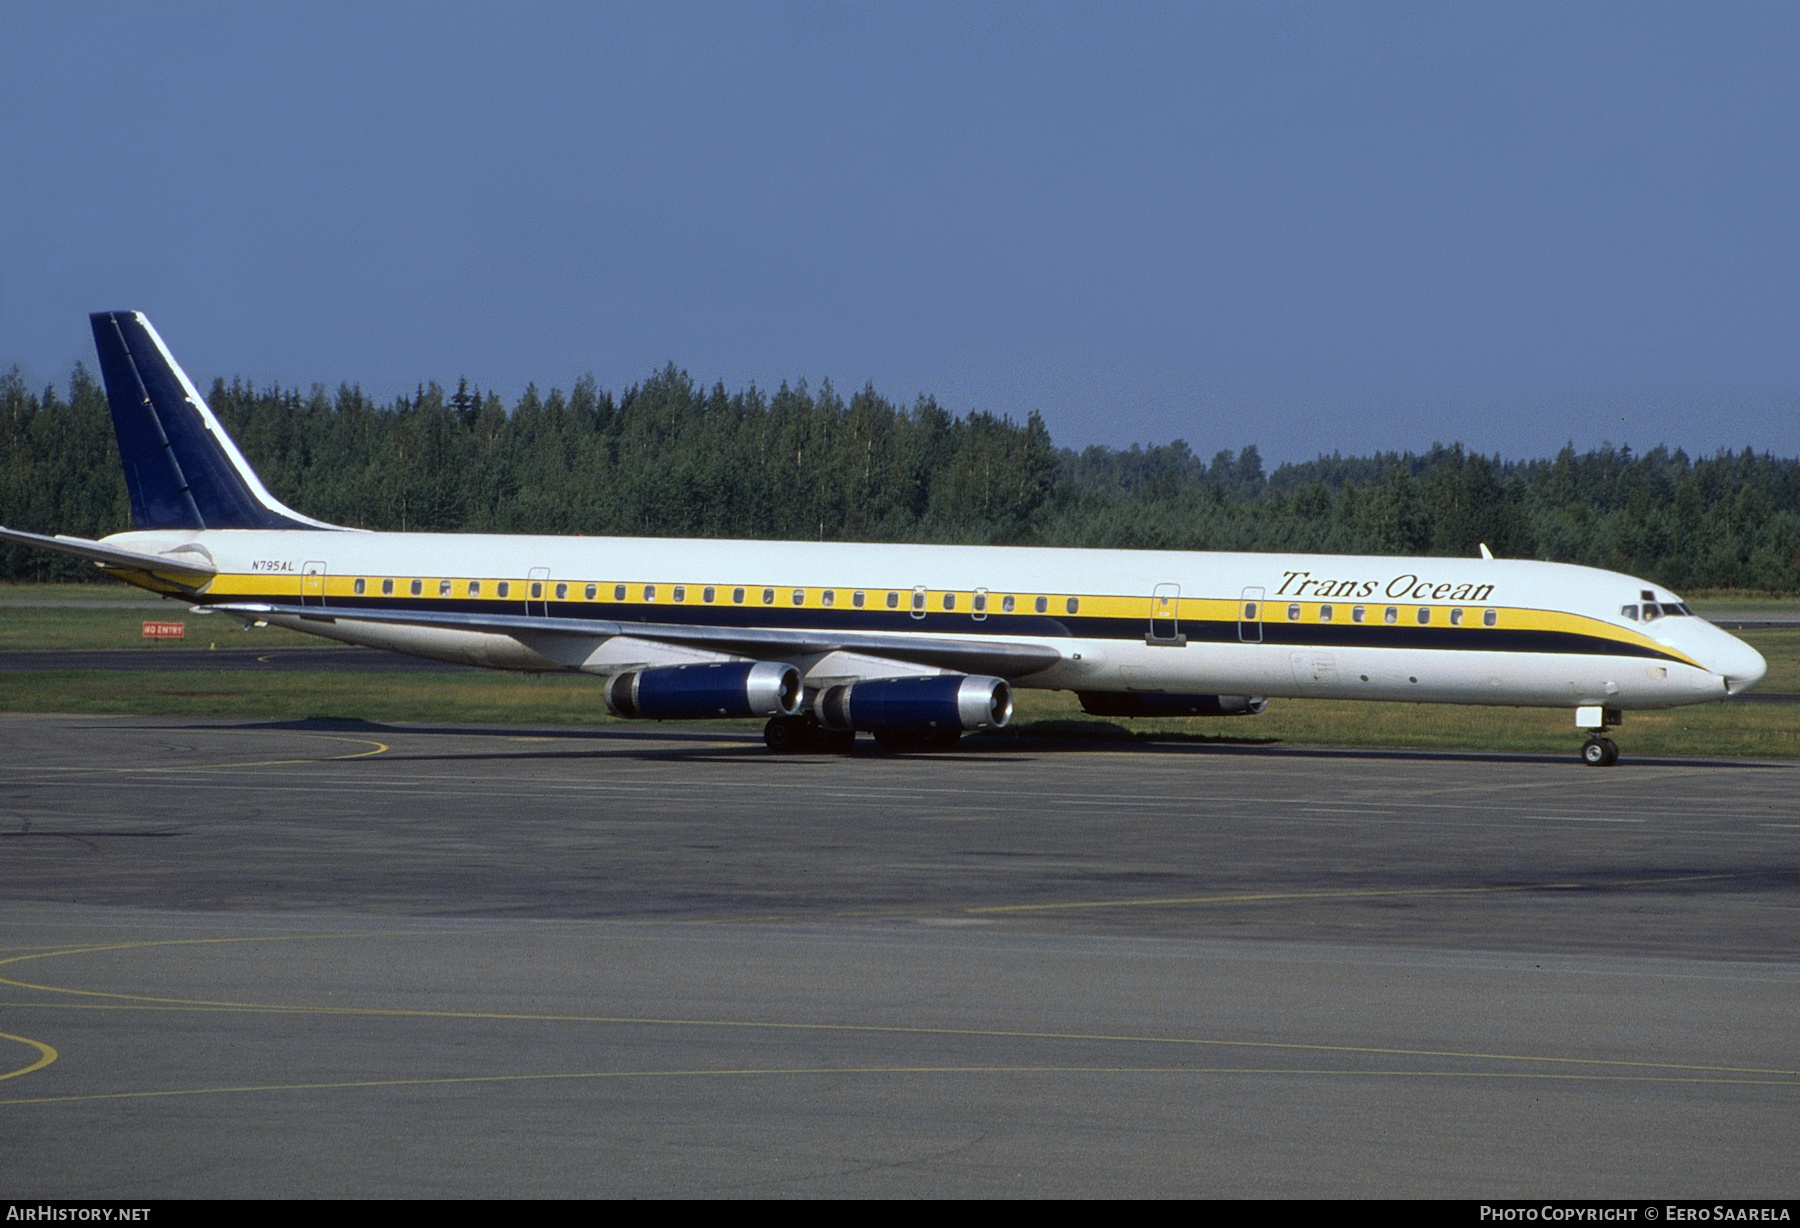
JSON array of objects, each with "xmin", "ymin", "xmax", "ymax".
[{"xmin": 142, "ymin": 621, "xmax": 186, "ymax": 639}]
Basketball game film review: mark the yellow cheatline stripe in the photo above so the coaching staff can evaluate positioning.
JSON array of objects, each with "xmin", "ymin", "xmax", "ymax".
[
  {"xmin": 2, "ymin": 934, "xmax": 1794, "ymax": 1079},
  {"xmin": 211, "ymin": 572, "xmax": 1699, "ymax": 665},
  {"xmin": 0, "ymin": 1032, "xmax": 58, "ymax": 1081},
  {"xmin": 969, "ymin": 871, "xmax": 1740, "ymax": 915},
  {"xmin": 2, "ymin": 1064, "xmax": 1796, "ymax": 1108},
  {"xmin": 0, "ymin": 734, "xmax": 387, "ymax": 777}
]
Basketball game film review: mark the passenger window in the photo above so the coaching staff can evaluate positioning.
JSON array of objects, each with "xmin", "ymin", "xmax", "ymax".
[
  {"xmin": 1384, "ymin": 606, "xmax": 1397, "ymax": 624},
  {"xmin": 1416, "ymin": 607, "xmax": 1430, "ymax": 624},
  {"xmin": 886, "ymin": 592, "xmax": 899, "ymax": 609},
  {"xmin": 469, "ymin": 581, "xmax": 481, "ymax": 597},
  {"xmin": 381, "ymin": 578, "xmax": 394, "ymax": 596},
  {"xmin": 703, "ymin": 586, "xmax": 715, "ymax": 603},
  {"xmin": 1066, "ymin": 597, "xmax": 1080, "ymax": 614},
  {"xmin": 943, "ymin": 593, "xmax": 956, "ymax": 611},
  {"xmin": 1352, "ymin": 605, "xmax": 1365, "ymax": 623},
  {"xmin": 1483, "ymin": 608, "xmax": 1497, "ymax": 627},
  {"xmin": 763, "ymin": 588, "xmax": 775, "ymax": 604},
  {"xmin": 913, "ymin": 590, "xmax": 927, "ymax": 611},
  {"xmin": 1035, "ymin": 596, "xmax": 1049, "ymax": 614},
  {"xmin": 1287, "ymin": 604, "xmax": 1301, "ymax": 621},
  {"xmin": 585, "ymin": 583, "xmax": 596, "ymax": 600},
  {"xmin": 411, "ymin": 580, "xmax": 424, "ymax": 596},
  {"xmin": 353, "ymin": 578, "xmax": 366, "ymax": 595},
  {"xmin": 497, "ymin": 581, "xmax": 509, "ymax": 598},
  {"xmin": 614, "ymin": 584, "xmax": 627, "ymax": 601},
  {"xmin": 673, "ymin": 586, "xmax": 685, "ymax": 602},
  {"xmin": 530, "ymin": 582, "xmax": 543, "ymax": 599},
  {"xmin": 1450, "ymin": 608, "xmax": 1464, "ymax": 626},
  {"xmin": 1621, "ymin": 605, "xmax": 1639, "ymax": 621},
  {"xmin": 1002, "ymin": 595, "xmax": 1015, "ymax": 613},
  {"xmin": 440, "ymin": 579, "xmax": 452, "ymax": 596},
  {"xmin": 973, "ymin": 592, "xmax": 987, "ymax": 612},
  {"xmin": 822, "ymin": 590, "xmax": 835, "ymax": 607},
  {"xmin": 1319, "ymin": 605, "xmax": 1333, "ymax": 622},
  {"xmin": 555, "ymin": 583, "xmax": 568, "ymax": 600},
  {"xmin": 732, "ymin": 587, "xmax": 745, "ymax": 604},
  {"xmin": 644, "ymin": 585, "xmax": 656, "ymax": 601},
  {"xmin": 853, "ymin": 591, "xmax": 865, "ymax": 608},
  {"xmin": 792, "ymin": 589, "xmax": 805, "ymax": 605},
  {"xmin": 1243, "ymin": 602, "xmax": 1257, "ymax": 620}
]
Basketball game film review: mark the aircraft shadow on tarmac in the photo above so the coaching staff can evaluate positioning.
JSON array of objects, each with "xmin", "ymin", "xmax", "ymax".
[{"xmin": 116, "ymin": 715, "xmax": 1790, "ymax": 770}]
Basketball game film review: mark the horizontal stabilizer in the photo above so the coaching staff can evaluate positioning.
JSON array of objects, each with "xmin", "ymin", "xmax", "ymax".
[
  {"xmin": 89, "ymin": 312, "xmax": 337, "ymax": 531},
  {"xmin": 203, "ymin": 601, "xmax": 1065, "ymax": 679},
  {"xmin": 0, "ymin": 525, "xmax": 216, "ymax": 584}
]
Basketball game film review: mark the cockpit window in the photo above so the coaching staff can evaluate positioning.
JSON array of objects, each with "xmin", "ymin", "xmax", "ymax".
[
  {"xmin": 1621, "ymin": 605, "xmax": 1639, "ymax": 621},
  {"xmin": 1642, "ymin": 603, "xmax": 1662, "ymax": 622}
]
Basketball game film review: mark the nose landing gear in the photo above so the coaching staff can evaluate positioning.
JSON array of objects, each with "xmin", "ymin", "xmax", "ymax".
[{"xmin": 1575, "ymin": 704, "xmax": 1623, "ymax": 767}]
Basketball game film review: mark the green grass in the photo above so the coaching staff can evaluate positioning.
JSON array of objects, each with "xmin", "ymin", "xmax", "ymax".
[
  {"xmin": 1748, "ymin": 628, "xmax": 1800, "ymax": 690},
  {"xmin": 0, "ymin": 607, "xmax": 325, "ymax": 651},
  {"xmin": 0, "ymin": 581, "xmax": 163, "ymax": 602},
  {"xmin": 1683, "ymin": 590, "xmax": 1800, "ymax": 610},
  {"xmin": 0, "ymin": 578, "xmax": 327, "ymax": 653},
  {"xmin": 0, "ymin": 669, "xmax": 618, "ymax": 724}
]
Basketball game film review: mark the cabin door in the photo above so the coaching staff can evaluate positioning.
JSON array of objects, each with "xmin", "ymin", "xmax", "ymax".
[
  {"xmin": 1148, "ymin": 583, "xmax": 1185, "ymax": 645},
  {"xmin": 1238, "ymin": 586, "xmax": 1264, "ymax": 642},
  {"xmin": 527, "ymin": 567, "xmax": 551, "ymax": 616},
  {"xmin": 301, "ymin": 561, "xmax": 327, "ymax": 608}
]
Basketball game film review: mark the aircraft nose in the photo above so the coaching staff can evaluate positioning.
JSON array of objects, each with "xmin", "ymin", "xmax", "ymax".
[{"xmin": 1709, "ymin": 628, "xmax": 1767, "ymax": 695}]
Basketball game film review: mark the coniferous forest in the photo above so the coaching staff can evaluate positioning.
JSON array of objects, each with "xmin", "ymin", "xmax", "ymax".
[{"xmin": 3, "ymin": 363, "xmax": 1798, "ymax": 592}]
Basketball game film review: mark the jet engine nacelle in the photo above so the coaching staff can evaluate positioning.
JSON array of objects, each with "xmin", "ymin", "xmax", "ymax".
[
  {"xmin": 1078, "ymin": 692, "xmax": 1267, "ymax": 717},
  {"xmin": 605, "ymin": 661, "xmax": 802, "ymax": 719},
  {"xmin": 814, "ymin": 674, "xmax": 1013, "ymax": 733}
]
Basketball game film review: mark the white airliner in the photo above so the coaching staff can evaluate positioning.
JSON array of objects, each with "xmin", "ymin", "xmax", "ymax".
[{"xmin": 0, "ymin": 313, "xmax": 1769, "ymax": 765}]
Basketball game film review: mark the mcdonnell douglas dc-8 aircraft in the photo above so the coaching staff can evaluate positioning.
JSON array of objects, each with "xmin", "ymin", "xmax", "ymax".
[{"xmin": 0, "ymin": 313, "xmax": 1770, "ymax": 765}]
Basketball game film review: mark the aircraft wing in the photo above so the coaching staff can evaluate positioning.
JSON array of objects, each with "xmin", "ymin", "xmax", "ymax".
[
  {"xmin": 203, "ymin": 601, "xmax": 1065, "ymax": 679},
  {"xmin": 0, "ymin": 525, "xmax": 216, "ymax": 586}
]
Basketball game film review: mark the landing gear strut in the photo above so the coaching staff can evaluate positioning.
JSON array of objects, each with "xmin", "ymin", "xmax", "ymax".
[{"xmin": 1575, "ymin": 705, "xmax": 1622, "ymax": 767}]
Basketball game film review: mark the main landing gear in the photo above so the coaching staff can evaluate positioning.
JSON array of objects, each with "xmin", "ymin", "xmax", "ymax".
[
  {"xmin": 1576, "ymin": 704, "xmax": 1623, "ymax": 767},
  {"xmin": 763, "ymin": 715, "xmax": 855, "ymax": 755},
  {"xmin": 762, "ymin": 716, "xmax": 965, "ymax": 754}
]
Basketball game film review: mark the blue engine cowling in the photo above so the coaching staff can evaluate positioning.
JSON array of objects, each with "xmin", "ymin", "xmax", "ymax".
[
  {"xmin": 1078, "ymin": 692, "xmax": 1266, "ymax": 717},
  {"xmin": 813, "ymin": 674, "xmax": 1013, "ymax": 733},
  {"xmin": 605, "ymin": 661, "xmax": 802, "ymax": 719}
]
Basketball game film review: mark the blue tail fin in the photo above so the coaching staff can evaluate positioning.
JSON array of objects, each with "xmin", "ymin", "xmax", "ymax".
[{"xmin": 89, "ymin": 311, "xmax": 331, "ymax": 531}]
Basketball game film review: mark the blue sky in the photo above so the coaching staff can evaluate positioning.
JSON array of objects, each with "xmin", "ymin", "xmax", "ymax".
[{"xmin": 3, "ymin": 2, "xmax": 1797, "ymax": 464}]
